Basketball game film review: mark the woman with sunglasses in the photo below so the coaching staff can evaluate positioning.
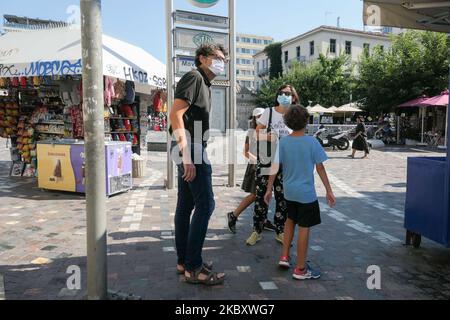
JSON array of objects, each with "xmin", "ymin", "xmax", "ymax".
[{"xmin": 246, "ymin": 84, "xmax": 300, "ymax": 246}]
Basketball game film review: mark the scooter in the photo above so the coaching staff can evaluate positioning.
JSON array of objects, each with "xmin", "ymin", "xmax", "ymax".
[
  {"xmin": 375, "ymin": 124, "xmax": 396, "ymax": 145},
  {"xmin": 314, "ymin": 125, "xmax": 350, "ymax": 151}
]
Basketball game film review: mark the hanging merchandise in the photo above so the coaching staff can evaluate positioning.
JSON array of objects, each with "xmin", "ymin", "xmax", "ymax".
[
  {"xmin": 0, "ymin": 100, "xmax": 19, "ymax": 138},
  {"xmin": 32, "ymin": 76, "xmax": 40, "ymax": 87},
  {"xmin": 70, "ymin": 105, "xmax": 84, "ymax": 139},
  {"xmin": 16, "ymin": 115, "xmax": 36, "ymax": 170},
  {"xmin": 124, "ymin": 80, "xmax": 136, "ymax": 104},
  {"xmin": 20, "ymin": 77, "xmax": 28, "ymax": 88},
  {"xmin": 160, "ymin": 91, "xmax": 168, "ymax": 113},
  {"xmin": 11, "ymin": 77, "xmax": 19, "ymax": 87},
  {"xmin": 114, "ymin": 79, "xmax": 126, "ymax": 100},
  {"xmin": 153, "ymin": 91, "xmax": 163, "ymax": 113},
  {"xmin": 104, "ymin": 76, "xmax": 116, "ymax": 107}
]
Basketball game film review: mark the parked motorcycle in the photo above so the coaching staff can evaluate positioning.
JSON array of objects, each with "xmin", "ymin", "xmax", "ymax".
[
  {"xmin": 314, "ymin": 125, "xmax": 350, "ymax": 151},
  {"xmin": 375, "ymin": 124, "xmax": 396, "ymax": 145}
]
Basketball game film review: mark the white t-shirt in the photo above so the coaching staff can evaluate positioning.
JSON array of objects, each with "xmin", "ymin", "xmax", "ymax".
[{"xmin": 257, "ymin": 107, "xmax": 292, "ymax": 139}]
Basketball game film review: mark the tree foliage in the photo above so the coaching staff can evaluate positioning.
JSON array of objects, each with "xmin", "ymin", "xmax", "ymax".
[
  {"xmin": 256, "ymin": 54, "xmax": 356, "ymax": 108},
  {"xmin": 256, "ymin": 30, "xmax": 450, "ymax": 116},
  {"xmin": 356, "ymin": 30, "xmax": 449, "ymax": 114}
]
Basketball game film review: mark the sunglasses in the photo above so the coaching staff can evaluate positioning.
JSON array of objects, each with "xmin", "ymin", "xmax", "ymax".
[
  {"xmin": 279, "ymin": 91, "xmax": 293, "ymax": 97},
  {"xmin": 209, "ymin": 54, "xmax": 228, "ymax": 63}
]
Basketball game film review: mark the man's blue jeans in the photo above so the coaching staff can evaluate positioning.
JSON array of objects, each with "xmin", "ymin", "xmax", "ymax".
[{"xmin": 173, "ymin": 144, "xmax": 215, "ymax": 272}]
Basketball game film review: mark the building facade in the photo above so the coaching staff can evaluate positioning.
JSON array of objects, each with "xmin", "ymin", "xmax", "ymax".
[
  {"xmin": 236, "ymin": 33, "xmax": 273, "ymax": 91},
  {"xmin": 255, "ymin": 26, "xmax": 392, "ymax": 90}
]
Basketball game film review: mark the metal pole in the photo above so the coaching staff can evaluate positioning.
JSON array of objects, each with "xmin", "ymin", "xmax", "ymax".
[
  {"xmin": 80, "ymin": 0, "xmax": 107, "ymax": 300},
  {"xmin": 166, "ymin": 0, "xmax": 175, "ymax": 190},
  {"xmin": 447, "ymin": 67, "xmax": 450, "ymax": 151},
  {"xmin": 445, "ymin": 104, "xmax": 448, "ymax": 148},
  {"xmin": 421, "ymin": 107, "xmax": 425, "ymax": 144},
  {"xmin": 228, "ymin": 0, "xmax": 237, "ymax": 187}
]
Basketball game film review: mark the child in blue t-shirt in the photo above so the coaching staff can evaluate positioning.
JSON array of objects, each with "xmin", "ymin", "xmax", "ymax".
[{"xmin": 264, "ymin": 105, "xmax": 336, "ymax": 280}]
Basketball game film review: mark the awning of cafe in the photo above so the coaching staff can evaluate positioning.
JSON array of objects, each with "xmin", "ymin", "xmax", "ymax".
[
  {"xmin": 363, "ymin": 0, "xmax": 450, "ymax": 33},
  {"xmin": 398, "ymin": 95, "xmax": 430, "ymax": 107}
]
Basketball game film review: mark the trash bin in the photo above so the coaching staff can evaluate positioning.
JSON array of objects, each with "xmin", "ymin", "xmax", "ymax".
[{"xmin": 132, "ymin": 158, "xmax": 146, "ymax": 178}]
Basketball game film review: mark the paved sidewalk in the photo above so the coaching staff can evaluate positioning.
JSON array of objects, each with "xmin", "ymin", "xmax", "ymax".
[{"xmin": 0, "ymin": 137, "xmax": 450, "ymax": 300}]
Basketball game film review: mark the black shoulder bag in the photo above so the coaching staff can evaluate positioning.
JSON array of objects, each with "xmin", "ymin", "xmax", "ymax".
[{"xmin": 257, "ymin": 107, "xmax": 273, "ymax": 168}]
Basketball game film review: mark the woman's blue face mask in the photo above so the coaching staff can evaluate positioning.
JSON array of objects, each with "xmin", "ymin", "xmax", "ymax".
[{"xmin": 277, "ymin": 93, "xmax": 292, "ymax": 107}]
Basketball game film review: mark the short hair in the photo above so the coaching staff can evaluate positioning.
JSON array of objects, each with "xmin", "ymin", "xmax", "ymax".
[
  {"xmin": 284, "ymin": 105, "xmax": 309, "ymax": 131},
  {"xmin": 274, "ymin": 84, "xmax": 300, "ymax": 106},
  {"xmin": 195, "ymin": 43, "xmax": 228, "ymax": 68}
]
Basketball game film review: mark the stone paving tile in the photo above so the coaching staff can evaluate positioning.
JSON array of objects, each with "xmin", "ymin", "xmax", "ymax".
[{"xmin": 1, "ymin": 138, "xmax": 450, "ymax": 300}]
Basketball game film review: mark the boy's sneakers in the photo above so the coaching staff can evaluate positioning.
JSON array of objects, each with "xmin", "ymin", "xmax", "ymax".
[
  {"xmin": 246, "ymin": 231, "xmax": 262, "ymax": 246},
  {"xmin": 293, "ymin": 264, "xmax": 321, "ymax": 280},
  {"xmin": 263, "ymin": 220, "xmax": 277, "ymax": 232},
  {"xmin": 275, "ymin": 233, "xmax": 284, "ymax": 244},
  {"xmin": 226, "ymin": 212, "xmax": 237, "ymax": 234},
  {"xmin": 278, "ymin": 256, "xmax": 291, "ymax": 269}
]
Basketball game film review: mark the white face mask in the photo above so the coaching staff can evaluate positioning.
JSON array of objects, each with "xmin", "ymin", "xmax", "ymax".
[{"xmin": 208, "ymin": 59, "xmax": 225, "ymax": 76}]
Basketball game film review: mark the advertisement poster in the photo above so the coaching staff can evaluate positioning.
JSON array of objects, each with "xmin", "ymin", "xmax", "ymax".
[
  {"xmin": 106, "ymin": 144, "xmax": 132, "ymax": 195},
  {"xmin": 70, "ymin": 145, "xmax": 85, "ymax": 193},
  {"xmin": 37, "ymin": 144, "xmax": 76, "ymax": 192}
]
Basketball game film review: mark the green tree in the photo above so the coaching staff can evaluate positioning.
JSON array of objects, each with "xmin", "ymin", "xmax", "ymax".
[
  {"xmin": 357, "ymin": 30, "xmax": 449, "ymax": 115},
  {"xmin": 264, "ymin": 43, "xmax": 283, "ymax": 80},
  {"xmin": 256, "ymin": 54, "xmax": 356, "ymax": 108}
]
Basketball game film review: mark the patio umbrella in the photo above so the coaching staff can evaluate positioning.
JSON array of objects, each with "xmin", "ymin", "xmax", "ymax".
[
  {"xmin": 337, "ymin": 103, "xmax": 363, "ymax": 113},
  {"xmin": 363, "ymin": 0, "xmax": 450, "ymax": 33},
  {"xmin": 309, "ymin": 104, "xmax": 336, "ymax": 114},
  {"xmin": 419, "ymin": 90, "xmax": 449, "ymax": 147},
  {"xmin": 329, "ymin": 106, "xmax": 338, "ymax": 112},
  {"xmin": 398, "ymin": 95, "xmax": 430, "ymax": 144},
  {"xmin": 398, "ymin": 95, "xmax": 429, "ymax": 107},
  {"xmin": 336, "ymin": 103, "xmax": 363, "ymax": 123}
]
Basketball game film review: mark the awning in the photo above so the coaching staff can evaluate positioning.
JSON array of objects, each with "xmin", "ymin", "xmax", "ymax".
[
  {"xmin": 420, "ymin": 90, "xmax": 449, "ymax": 106},
  {"xmin": 363, "ymin": 0, "xmax": 450, "ymax": 33},
  {"xmin": 0, "ymin": 26, "xmax": 166, "ymax": 88},
  {"xmin": 398, "ymin": 95, "xmax": 430, "ymax": 107}
]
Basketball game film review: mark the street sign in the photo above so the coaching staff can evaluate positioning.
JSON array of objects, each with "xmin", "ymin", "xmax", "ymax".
[
  {"xmin": 187, "ymin": 0, "xmax": 220, "ymax": 8},
  {"xmin": 175, "ymin": 55, "xmax": 196, "ymax": 75},
  {"xmin": 174, "ymin": 27, "xmax": 228, "ymax": 52},
  {"xmin": 175, "ymin": 55, "xmax": 228, "ymax": 80},
  {"xmin": 174, "ymin": 10, "xmax": 229, "ymax": 29}
]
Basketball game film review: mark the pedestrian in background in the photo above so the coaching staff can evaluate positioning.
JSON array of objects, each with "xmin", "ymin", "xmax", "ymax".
[
  {"xmin": 349, "ymin": 116, "xmax": 370, "ymax": 159},
  {"xmin": 246, "ymin": 84, "xmax": 299, "ymax": 246},
  {"xmin": 227, "ymin": 107, "xmax": 265, "ymax": 234},
  {"xmin": 264, "ymin": 105, "xmax": 336, "ymax": 280}
]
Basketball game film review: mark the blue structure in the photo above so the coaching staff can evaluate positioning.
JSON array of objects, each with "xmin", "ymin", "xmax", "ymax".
[
  {"xmin": 404, "ymin": 71, "xmax": 450, "ymax": 248},
  {"xmin": 405, "ymin": 157, "xmax": 450, "ymax": 247}
]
